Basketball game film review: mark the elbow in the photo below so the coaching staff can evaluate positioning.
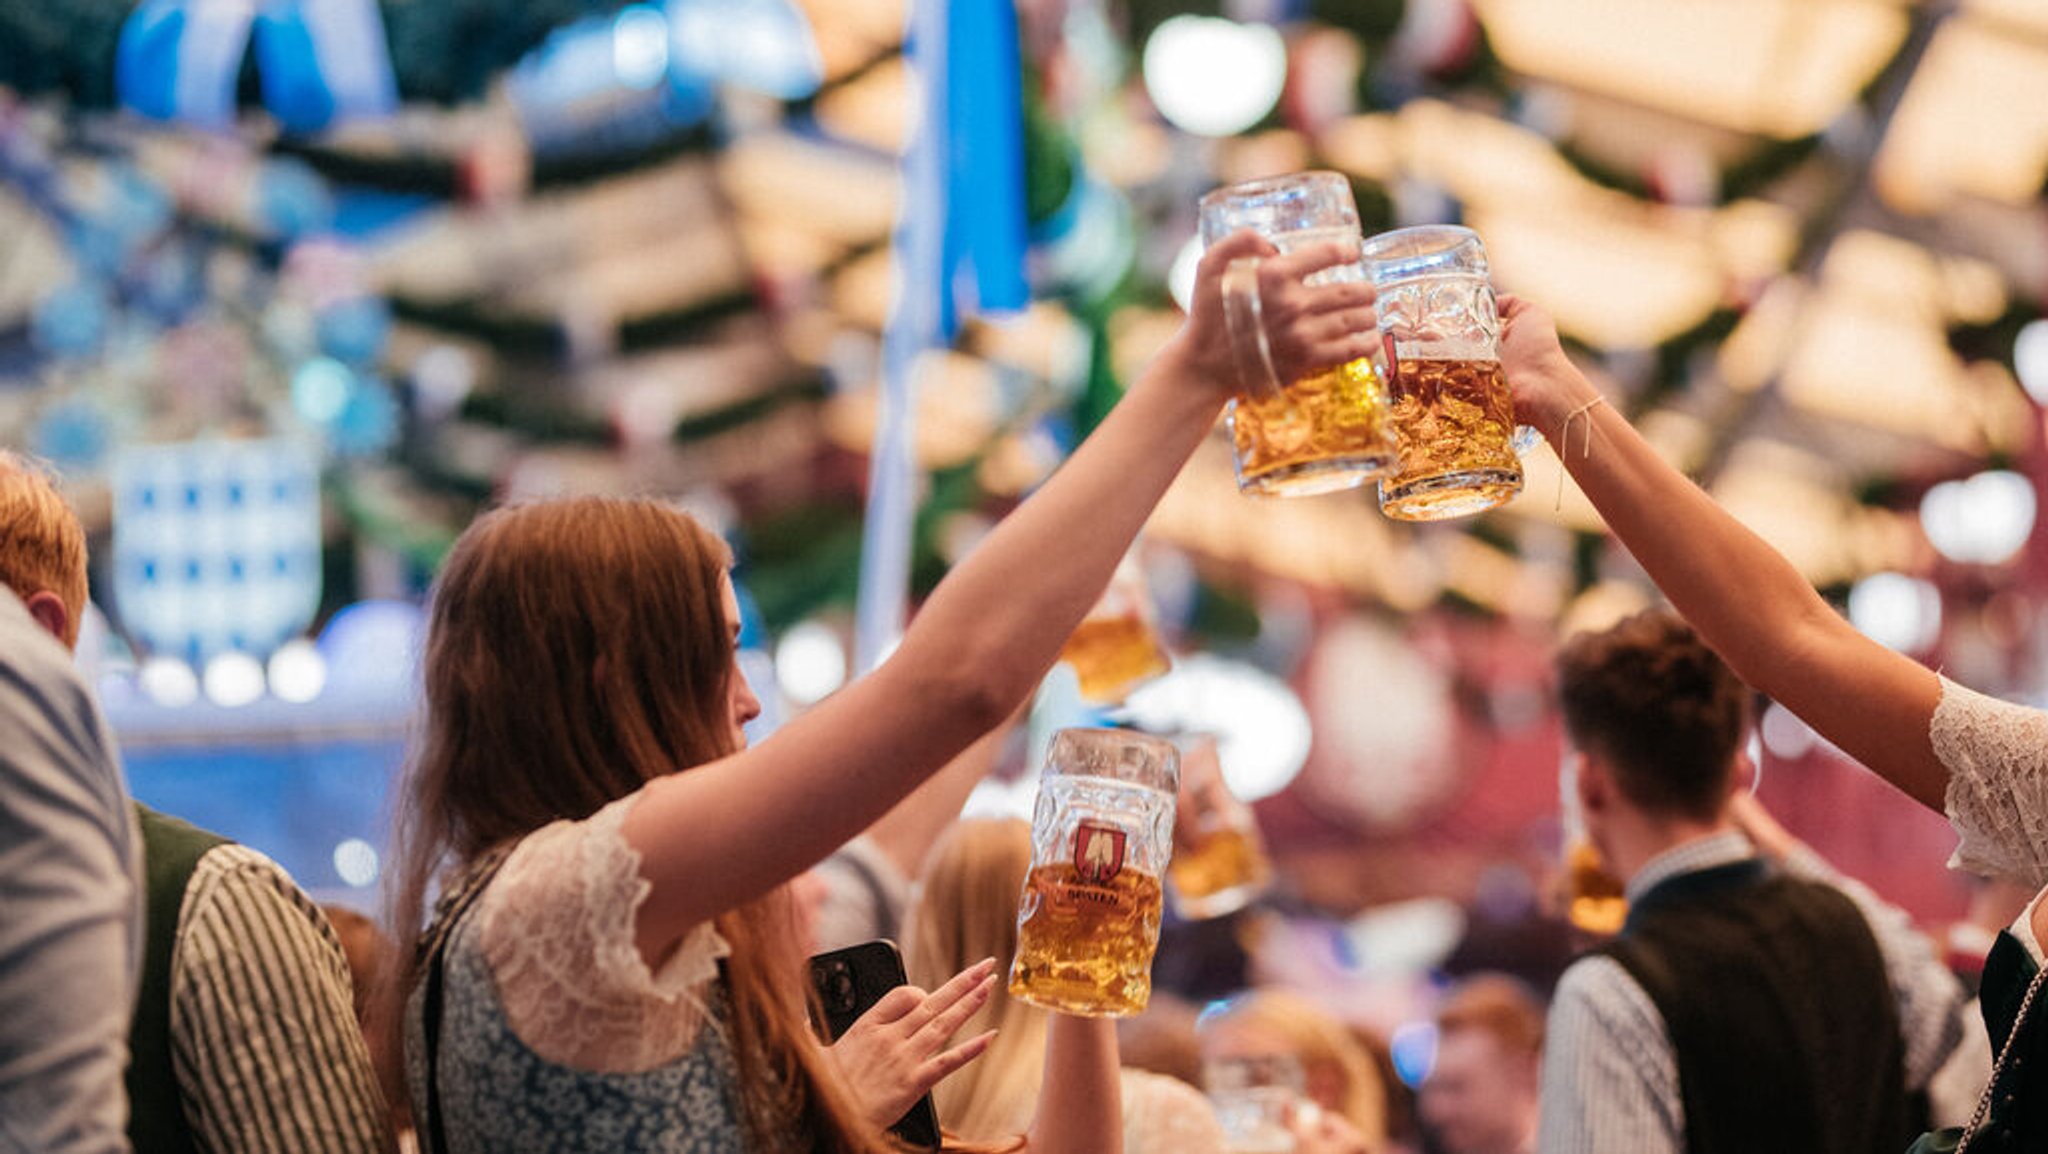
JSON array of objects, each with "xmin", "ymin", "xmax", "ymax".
[
  {"xmin": 892, "ymin": 656, "xmax": 1023, "ymax": 746},
  {"xmin": 945, "ymin": 671, "xmax": 1022, "ymax": 743}
]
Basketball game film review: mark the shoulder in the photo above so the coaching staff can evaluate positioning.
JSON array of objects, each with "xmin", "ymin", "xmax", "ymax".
[
  {"xmin": 177, "ymin": 843, "xmax": 347, "ymax": 970},
  {"xmin": 1551, "ymin": 954, "xmax": 1666, "ymax": 1046}
]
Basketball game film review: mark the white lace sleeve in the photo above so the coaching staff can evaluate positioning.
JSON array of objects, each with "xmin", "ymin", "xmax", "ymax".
[
  {"xmin": 476, "ymin": 792, "xmax": 732, "ymax": 1074},
  {"xmin": 1935, "ymin": 676, "xmax": 2048, "ymax": 891}
]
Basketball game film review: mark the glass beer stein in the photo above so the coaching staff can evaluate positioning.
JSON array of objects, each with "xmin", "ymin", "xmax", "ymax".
[
  {"xmin": 1564, "ymin": 840, "xmax": 1628, "ymax": 936},
  {"xmin": 1169, "ymin": 736, "xmax": 1273, "ymax": 919},
  {"xmin": 1559, "ymin": 750, "xmax": 1626, "ymax": 935},
  {"xmin": 1197, "ymin": 172, "xmax": 1396, "ymax": 498},
  {"xmin": 1058, "ymin": 555, "xmax": 1172, "ymax": 705},
  {"xmin": 1206, "ymin": 1053, "xmax": 1307, "ymax": 1154},
  {"xmin": 1359, "ymin": 225, "xmax": 1525, "ymax": 521},
  {"xmin": 1010, "ymin": 728, "xmax": 1179, "ymax": 1017}
]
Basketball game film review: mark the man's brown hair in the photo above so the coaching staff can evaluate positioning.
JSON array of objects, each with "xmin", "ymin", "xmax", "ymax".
[
  {"xmin": 1555, "ymin": 608, "xmax": 1749, "ymax": 822},
  {"xmin": 0, "ymin": 452, "xmax": 89, "ymax": 647}
]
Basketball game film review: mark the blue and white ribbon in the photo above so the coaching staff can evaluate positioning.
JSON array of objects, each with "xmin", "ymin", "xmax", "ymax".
[
  {"xmin": 117, "ymin": 0, "xmax": 395, "ymax": 134},
  {"xmin": 853, "ymin": 0, "xmax": 1031, "ymax": 672}
]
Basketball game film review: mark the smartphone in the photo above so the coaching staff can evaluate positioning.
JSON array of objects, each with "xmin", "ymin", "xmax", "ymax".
[{"xmin": 808, "ymin": 939, "xmax": 943, "ymax": 1150}]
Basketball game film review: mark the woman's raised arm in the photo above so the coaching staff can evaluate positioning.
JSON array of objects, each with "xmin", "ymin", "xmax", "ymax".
[
  {"xmin": 1022, "ymin": 1016, "xmax": 1123, "ymax": 1154},
  {"xmin": 623, "ymin": 233, "xmax": 1384, "ymax": 956},
  {"xmin": 1498, "ymin": 295, "xmax": 1946, "ymax": 810}
]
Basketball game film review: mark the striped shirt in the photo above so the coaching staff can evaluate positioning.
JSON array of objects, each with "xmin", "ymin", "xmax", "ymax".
[
  {"xmin": 167, "ymin": 844, "xmax": 387, "ymax": 1152},
  {"xmin": 1537, "ymin": 831, "xmax": 1966, "ymax": 1154}
]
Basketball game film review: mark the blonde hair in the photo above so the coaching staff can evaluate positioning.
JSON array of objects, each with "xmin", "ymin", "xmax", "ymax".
[
  {"xmin": 903, "ymin": 819, "xmax": 1046, "ymax": 1142},
  {"xmin": 0, "ymin": 451, "xmax": 89, "ymax": 647},
  {"xmin": 1201, "ymin": 989, "xmax": 1389, "ymax": 1144}
]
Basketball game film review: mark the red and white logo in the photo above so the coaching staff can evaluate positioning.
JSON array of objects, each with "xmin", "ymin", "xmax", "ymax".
[{"xmin": 1074, "ymin": 822, "xmax": 1127, "ymax": 884}]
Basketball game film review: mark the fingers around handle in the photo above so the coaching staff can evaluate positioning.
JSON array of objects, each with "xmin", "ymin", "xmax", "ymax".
[
  {"xmin": 1222, "ymin": 257, "xmax": 1285, "ymax": 402},
  {"xmin": 1265, "ymin": 236, "xmax": 1364, "ymax": 283}
]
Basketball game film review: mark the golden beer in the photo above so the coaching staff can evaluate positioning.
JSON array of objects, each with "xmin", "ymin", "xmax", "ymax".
[
  {"xmin": 1169, "ymin": 827, "xmax": 1272, "ymax": 914},
  {"xmin": 1009, "ymin": 863, "xmax": 1166, "ymax": 1017},
  {"xmin": 1200, "ymin": 174, "xmax": 1397, "ymax": 498},
  {"xmin": 1060, "ymin": 612, "xmax": 1171, "ymax": 705},
  {"xmin": 1231, "ymin": 356, "xmax": 1397, "ymax": 498},
  {"xmin": 1564, "ymin": 840, "xmax": 1627, "ymax": 936},
  {"xmin": 1378, "ymin": 357, "xmax": 1522, "ymax": 522}
]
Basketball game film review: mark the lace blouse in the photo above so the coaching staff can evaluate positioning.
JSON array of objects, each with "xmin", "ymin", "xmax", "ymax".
[
  {"xmin": 403, "ymin": 793, "xmax": 753, "ymax": 1153},
  {"xmin": 1935, "ymin": 676, "xmax": 2048, "ymax": 961},
  {"xmin": 475, "ymin": 793, "xmax": 733, "ymax": 1072}
]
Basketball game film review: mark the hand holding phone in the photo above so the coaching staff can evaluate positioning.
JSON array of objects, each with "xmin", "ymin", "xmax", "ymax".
[{"xmin": 810, "ymin": 941, "xmax": 1000, "ymax": 1150}]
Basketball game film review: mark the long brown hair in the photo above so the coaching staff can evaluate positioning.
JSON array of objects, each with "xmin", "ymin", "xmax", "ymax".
[{"xmin": 377, "ymin": 497, "xmax": 897, "ymax": 1153}]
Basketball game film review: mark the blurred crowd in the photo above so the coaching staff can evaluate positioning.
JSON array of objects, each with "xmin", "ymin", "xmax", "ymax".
[{"xmin": 3, "ymin": 232, "xmax": 2045, "ymax": 1154}]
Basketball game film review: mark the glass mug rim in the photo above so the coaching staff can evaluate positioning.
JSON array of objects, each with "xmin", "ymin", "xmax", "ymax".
[
  {"xmin": 1043, "ymin": 726, "xmax": 1181, "ymax": 795},
  {"xmin": 1359, "ymin": 224, "xmax": 1486, "ymax": 284},
  {"xmin": 1197, "ymin": 168, "xmax": 1352, "ymax": 212},
  {"xmin": 1197, "ymin": 170, "xmax": 1361, "ymax": 247}
]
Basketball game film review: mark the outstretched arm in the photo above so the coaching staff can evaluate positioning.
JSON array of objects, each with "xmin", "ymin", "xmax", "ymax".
[
  {"xmin": 624, "ymin": 237, "xmax": 1384, "ymax": 958},
  {"xmin": 1024, "ymin": 1016, "xmax": 1123, "ymax": 1154},
  {"xmin": 1499, "ymin": 297, "xmax": 1947, "ymax": 811}
]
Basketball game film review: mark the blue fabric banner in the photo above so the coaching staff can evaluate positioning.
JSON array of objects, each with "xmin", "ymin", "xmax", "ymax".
[{"xmin": 853, "ymin": 0, "xmax": 1032, "ymax": 672}]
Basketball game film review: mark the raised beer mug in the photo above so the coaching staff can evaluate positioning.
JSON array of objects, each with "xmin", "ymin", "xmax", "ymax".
[
  {"xmin": 1058, "ymin": 554, "xmax": 1172, "ymax": 706},
  {"xmin": 1009, "ymin": 728, "xmax": 1179, "ymax": 1017},
  {"xmin": 1559, "ymin": 748, "xmax": 1626, "ymax": 935},
  {"xmin": 1359, "ymin": 225, "xmax": 1528, "ymax": 521},
  {"xmin": 1168, "ymin": 736, "xmax": 1273, "ymax": 920},
  {"xmin": 1197, "ymin": 172, "xmax": 1396, "ymax": 498}
]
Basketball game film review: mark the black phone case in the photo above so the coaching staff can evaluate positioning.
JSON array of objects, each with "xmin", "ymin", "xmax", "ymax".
[{"xmin": 808, "ymin": 940, "xmax": 943, "ymax": 1150}]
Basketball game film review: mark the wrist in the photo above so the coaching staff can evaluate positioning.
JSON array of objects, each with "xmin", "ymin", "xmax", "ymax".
[
  {"xmin": 1143, "ymin": 334, "xmax": 1239, "ymax": 417},
  {"xmin": 1526, "ymin": 365, "xmax": 1603, "ymax": 446}
]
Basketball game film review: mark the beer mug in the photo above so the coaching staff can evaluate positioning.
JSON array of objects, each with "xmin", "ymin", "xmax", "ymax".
[
  {"xmin": 1359, "ymin": 225, "xmax": 1526, "ymax": 521},
  {"xmin": 1564, "ymin": 840, "xmax": 1628, "ymax": 935},
  {"xmin": 1169, "ymin": 736, "xmax": 1273, "ymax": 919},
  {"xmin": 1058, "ymin": 555, "xmax": 1171, "ymax": 705},
  {"xmin": 1560, "ymin": 750, "xmax": 1626, "ymax": 935},
  {"xmin": 1205, "ymin": 1053, "xmax": 1307, "ymax": 1154},
  {"xmin": 1009, "ymin": 728, "xmax": 1179, "ymax": 1017},
  {"xmin": 1198, "ymin": 172, "xmax": 1396, "ymax": 498}
]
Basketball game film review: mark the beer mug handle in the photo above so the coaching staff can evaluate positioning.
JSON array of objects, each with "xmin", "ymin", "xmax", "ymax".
[
  {"xmin": 1222, "ymin": 257, "xmax": 1285, "ymax": 402},
  {"xmin": 1511, "ymin": 423, "xmax": 1543, "ymax": 457}
]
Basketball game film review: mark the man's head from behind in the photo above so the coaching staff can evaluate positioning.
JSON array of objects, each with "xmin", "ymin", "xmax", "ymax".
[
  {"xmin": 0, "ymin": 452, "xmax": 89, "ymax": 651},
  {"xmin": 1556, "ymin": 609, "xmax": 1749, "ymax": 863},
  {"xmin": 1419, "ymin": 974, "xmax": 1545, "ymax": 1154}
]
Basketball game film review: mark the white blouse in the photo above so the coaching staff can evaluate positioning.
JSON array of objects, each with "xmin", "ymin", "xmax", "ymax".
[
  {"xmin": 474, "ymin": 794, "xmax": 733, "ymax": 1073},
  {"xmin": 1935, "ymin": 675, "xmax": 2048, "ymax": 961}
]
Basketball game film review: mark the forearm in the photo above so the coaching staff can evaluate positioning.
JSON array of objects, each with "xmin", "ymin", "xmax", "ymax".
[
  {"xmin": 1024, "ymin": 1016, "xmax": 1122, "ymax": 1154},
  {"xmin": 864, "ymin": 717, "xmax": 1016, "ymax": 881},
  {"xmin": 896, "ymin": 340, "xmax": 1225, "ymax": 720},
  {"xmin": 625, "ymin": 344, "xmax": 1227, "ymax": 941},
  {"xmin": 1528, "ymin": 361, "xmax": 1946, "ymax": 808}
]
